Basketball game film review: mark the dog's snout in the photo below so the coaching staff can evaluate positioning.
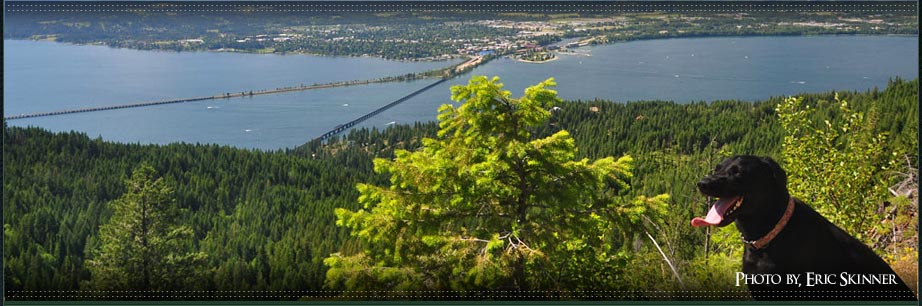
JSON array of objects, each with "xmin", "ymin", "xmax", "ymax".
[{"xmin": 697, "ymin": 176, "xmax": 722, "ymax": 193}]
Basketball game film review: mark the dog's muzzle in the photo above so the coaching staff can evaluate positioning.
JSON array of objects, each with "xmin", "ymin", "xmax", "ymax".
[{"xmin": 697, "ymin": 175, "xmax": 729, "ymax": 196}]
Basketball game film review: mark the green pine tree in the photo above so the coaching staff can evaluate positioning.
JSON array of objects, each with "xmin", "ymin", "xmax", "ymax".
[
  {"xmin": 85, "ymin": 164, "xmax": 207, "ymax": 294},
  {"xmin": 324, "ymin": 76, "xmax": 668, "ymax": 297}
]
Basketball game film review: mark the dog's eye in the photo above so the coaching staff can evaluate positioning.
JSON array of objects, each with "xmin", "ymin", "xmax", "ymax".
[{"xmin": 728, "ymin": 166, "xmax": 741, "ymax": 176}]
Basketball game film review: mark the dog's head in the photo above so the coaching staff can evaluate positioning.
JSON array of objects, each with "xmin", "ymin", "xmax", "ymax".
[{"xmin": 691, "ymin": 155, "xmax": 789, "ymax": 227}]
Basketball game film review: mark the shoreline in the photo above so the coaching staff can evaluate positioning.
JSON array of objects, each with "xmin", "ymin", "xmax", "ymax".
[
  {"xmin": 6, "ymin": 38, "xmax": 458, "ymax": 63},
  {"xmin": 8, "ymin": 32, "xmax": 917, "ymax": 62},
  {"xmin": 516, "ymin": 55, "xmax": 560, "ymax": 64}
]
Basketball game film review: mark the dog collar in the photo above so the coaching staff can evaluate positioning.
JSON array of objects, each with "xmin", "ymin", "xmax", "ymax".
[{"xmin": 743, "ymin": 197, "xmax": 795, "ymax": 250}]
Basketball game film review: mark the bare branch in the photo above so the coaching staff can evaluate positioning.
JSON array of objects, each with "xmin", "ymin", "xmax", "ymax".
[{"xmin": 645, "ymin": 230, "xmax": 685, "ymax": 289}]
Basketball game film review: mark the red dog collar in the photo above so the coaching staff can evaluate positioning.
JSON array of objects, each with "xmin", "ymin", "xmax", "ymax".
[{"xmin": 744, "ymin": 197, "xmax": 795, "ymax": 250}]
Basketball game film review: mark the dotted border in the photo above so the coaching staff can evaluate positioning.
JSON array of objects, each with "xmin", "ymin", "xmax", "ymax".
[
  {"xmin": 3, "ymin": 3, "xmax": 917, "ymax": 6},
  {"xmin": 5, "ymin": 290, "xmax": 915, "ymax": 293},
  {"xmin": 7, "ymin": 290, "xmax": 917, "ymax": 299},
  {"xmin": 6, "ymin": 10, "xmax": 917, "ymax": 12},
  {"xmin": 3, "ymin": 2, "xmax": 918, "ymax": 12},
  {"xmin": 8, "ymin": 295, "xmax": 918, "ymax": 299},
  {"xmin": 7, "ymin": 296, "xmax": 916, "ymax": 299}
]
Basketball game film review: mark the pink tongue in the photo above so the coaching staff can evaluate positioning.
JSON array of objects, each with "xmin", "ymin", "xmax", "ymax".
[{"xmin": 691, "ymin": 197, "xmax": 738, "ymax": 227}]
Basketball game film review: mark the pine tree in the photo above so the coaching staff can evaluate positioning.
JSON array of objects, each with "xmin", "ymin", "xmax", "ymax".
[
  {"xmin": 85, "ymin": 164, "xmax": 206, "ymax": 293},
  {"xmin": 324, "ymin": 76, "xmax": 668, "ymax": 297}
]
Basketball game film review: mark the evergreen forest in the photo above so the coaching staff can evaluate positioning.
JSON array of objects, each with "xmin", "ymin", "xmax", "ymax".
[{"xmin": 3, "ymin": 76, "xmax": 918, "ymax": 300}]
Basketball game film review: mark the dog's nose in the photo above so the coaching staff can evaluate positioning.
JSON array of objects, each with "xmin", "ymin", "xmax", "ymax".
[{"xmin": 697, "ymin": 177, "xmax": 714, "ymax": 192}]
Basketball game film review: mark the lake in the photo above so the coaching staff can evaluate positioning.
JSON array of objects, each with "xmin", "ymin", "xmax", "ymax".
[{"xmin": 5, "ymin": 35, "xmax": 917, "ymax": 150}]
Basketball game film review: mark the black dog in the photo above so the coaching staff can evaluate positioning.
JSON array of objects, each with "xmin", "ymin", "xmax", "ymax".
[{"xmin": 693, "ymin": 155, "xmax": 916, "ymax": 301}]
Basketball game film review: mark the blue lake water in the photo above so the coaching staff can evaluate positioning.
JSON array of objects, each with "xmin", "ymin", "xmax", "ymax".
[
  {"xmin": 4, "ymin": 40, "xmax": 459, "ymax": 115},
  {"xmin": 358, "ymin": 35, "xmax": 918, "ymax": 132},
  {"xmin": 5, "ymin": 35, "xmax": 918, "ymax": 150}
]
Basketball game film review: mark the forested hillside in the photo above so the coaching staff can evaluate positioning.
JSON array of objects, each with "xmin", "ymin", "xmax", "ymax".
[
  {"xmin": 3, "ymin": 129, "xmax": 379, "ymax": 296},
  {"xmin": 4, "ymin": 77, "xmax": 917, "ymax": 299}
]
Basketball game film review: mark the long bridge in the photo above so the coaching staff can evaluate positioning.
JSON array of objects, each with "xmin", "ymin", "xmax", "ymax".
[
  {"xmin": 313, "ymin": 55, "xmax": 491, "ymax": 141},
  {"xmin": 314, "ymin": 77, "xmax": 449, "ymax": 142},
  {"xmin": 5, "ymin": 55, "xmax": 488, "ymax": 122},
  {"xmin": 6, "ymin": 54, "xmax": 490, "ymax": 142},
  {"xmin": 3, "ymin": 77, "xmax": 421, "ymax": 121}
]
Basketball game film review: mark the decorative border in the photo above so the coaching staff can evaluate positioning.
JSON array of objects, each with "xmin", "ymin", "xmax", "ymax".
[
  {"xmin": 4, "ymin": 1, "xmax": 918, "ymax": 13},
  {"xmin": 3, "ymin": 1, "xmax": 918, "ymax": 304}
]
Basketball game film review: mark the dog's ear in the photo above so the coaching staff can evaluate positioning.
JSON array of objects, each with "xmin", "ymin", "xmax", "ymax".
[{"xmin": 760, "ymin": 156, "xmax": 788, "ymax": 189}]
